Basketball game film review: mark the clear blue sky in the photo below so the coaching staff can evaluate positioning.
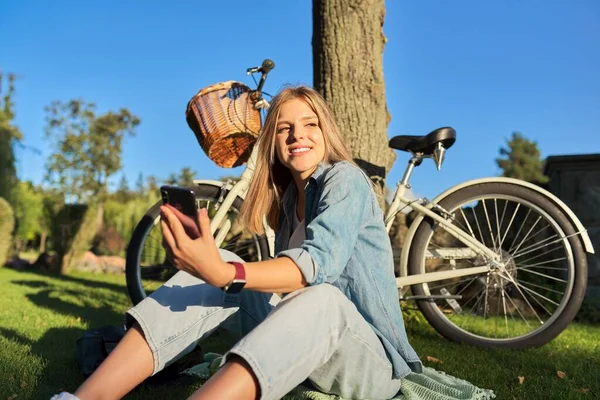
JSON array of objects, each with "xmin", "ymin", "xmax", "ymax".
[{"xmin": 2, "ymin": 0, "xmax": 599, "ymax": 199}]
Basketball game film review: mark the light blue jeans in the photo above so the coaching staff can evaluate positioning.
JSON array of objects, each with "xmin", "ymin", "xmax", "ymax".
[{"xmin": 125, "ymin": 250, "xmax": 402, "ymax": 400}]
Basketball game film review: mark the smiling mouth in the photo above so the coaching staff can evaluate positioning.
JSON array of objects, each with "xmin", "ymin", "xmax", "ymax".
[{"xmin": 289, "ymin": 147, "xmax": 312, "ymax": 156}]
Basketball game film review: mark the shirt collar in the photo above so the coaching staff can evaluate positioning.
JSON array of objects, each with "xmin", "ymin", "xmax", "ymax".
[{"xmin": 280, "ymin": 161, "xmax": 331, "ymax": 218}]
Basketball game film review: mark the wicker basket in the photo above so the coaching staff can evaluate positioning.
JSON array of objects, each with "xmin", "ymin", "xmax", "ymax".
[{"xmin": 185, "ymin": 81, "xmax": 262, "ymax": 168}]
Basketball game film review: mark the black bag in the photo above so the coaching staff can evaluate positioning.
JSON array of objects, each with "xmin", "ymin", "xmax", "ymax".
[{"xmin": 76, "ymin": 325, "xmax": 125, "ymax": 377}]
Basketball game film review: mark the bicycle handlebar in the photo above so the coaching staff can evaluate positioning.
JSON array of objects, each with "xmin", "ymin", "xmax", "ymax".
[
  {"xmin": 261, "ymin": 59, "xmax": 275, "ymax": 74},
  {"xmin": 246, "ymin": 59, "xmax": 275, "ymax": 75},
  {"xmin": 247, "ymin": 59, "xmax": 275, "ymax": 102}
]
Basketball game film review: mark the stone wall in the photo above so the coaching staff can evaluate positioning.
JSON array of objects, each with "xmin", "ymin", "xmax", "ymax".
[{"xmin": 544, "ymin": 153, "xmax": 600, "ymax": 306}]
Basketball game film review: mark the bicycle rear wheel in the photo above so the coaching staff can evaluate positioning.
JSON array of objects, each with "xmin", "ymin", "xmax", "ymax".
[
  {"xmin": 407, "ymin": 182, "xmax": 587, "ymax": 348},
  {"xmin": 126, "ymin": 184, "xmax": 269, "ymax": 305}
]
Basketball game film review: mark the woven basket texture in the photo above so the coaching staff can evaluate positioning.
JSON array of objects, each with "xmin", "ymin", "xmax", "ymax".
[{"xmin": 186, "ymin": 81, "xmax": 261, "ymax": 168}]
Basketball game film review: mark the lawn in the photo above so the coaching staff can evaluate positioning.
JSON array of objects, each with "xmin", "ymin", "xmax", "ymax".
[{"xmin": 0, "ymin": 267, "xmax": 598, "ymax": 400}]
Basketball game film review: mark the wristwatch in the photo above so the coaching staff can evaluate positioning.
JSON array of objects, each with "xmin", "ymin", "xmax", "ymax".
[{"xmin": 222, "ymin": 261, "xmax": 246, "ymax": 294}]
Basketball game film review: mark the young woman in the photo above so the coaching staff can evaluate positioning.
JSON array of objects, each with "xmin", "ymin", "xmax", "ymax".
[{"xmin": 57, "ymin": 85, "xmax": 423, "ymax": 400}]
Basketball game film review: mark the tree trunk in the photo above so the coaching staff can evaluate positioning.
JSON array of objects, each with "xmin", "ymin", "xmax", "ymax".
[
  {"xmin": 312, "ymin": 0, "xmax": 395, "ymax": 202},
  {"xmin": 39, "ymin": 232, "xmax": 47, "ymax": 253},
  {"xmin": 95, "ymin": 202, "xmax": 104, "ymax": 234}
]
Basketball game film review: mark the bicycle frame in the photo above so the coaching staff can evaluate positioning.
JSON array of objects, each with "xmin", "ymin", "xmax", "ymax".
[
  {"xmin": 199, "ymin": 145, "xmax": 594, "ymax": 296},
  {"xmin": 201, "ymin": 145, "xmax": 261, "ymax": 242},
  {"xmin": 201, "ymin": 147, "xmax": 500, "ymax": 290},
  {"xmin": 195, "ymin": 70, "xmax": 592, "ymax": 294},
  {"xmin": 384, "ymin": 155, "xmax": 499, "ymax": 289}
]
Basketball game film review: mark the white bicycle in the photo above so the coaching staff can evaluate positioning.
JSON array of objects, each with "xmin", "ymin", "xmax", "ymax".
[{"xmin": 126, "ymin": 60, "xmax": 594, "ymax": 349}]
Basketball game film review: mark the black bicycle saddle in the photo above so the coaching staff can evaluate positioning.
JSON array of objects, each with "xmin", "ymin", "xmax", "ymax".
[{"xmin": 389, "ymin": 127, "xmax": 456, "ymax": 155}]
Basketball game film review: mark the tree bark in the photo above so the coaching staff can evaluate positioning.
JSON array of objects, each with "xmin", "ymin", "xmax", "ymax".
[
  {"xmin": 312, "ymin": 0, "xmax": 395, "ymax": 201},
  {"xmin": 39, "ymin": 232, "xmax": 47, "ymax": 253}
]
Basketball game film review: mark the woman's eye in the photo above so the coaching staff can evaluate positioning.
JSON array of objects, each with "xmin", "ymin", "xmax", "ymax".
[
  {"xmin": 277, "ymin": 127, "xmax": 290, "ymax": 133},
  {"xmin": 306, "ymin": 123, "xmax": 318, "ymax": 127}
]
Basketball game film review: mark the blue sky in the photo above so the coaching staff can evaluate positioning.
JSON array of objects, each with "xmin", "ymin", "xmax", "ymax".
[{"xmin": 1, "ymin": 0, "xmax": 599, "ymax": 199}]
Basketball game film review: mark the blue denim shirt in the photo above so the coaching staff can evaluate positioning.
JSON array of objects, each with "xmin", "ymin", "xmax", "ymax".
[{"xmin": 275, "ymin": 161, "xmax": 423, "ymax": 379}]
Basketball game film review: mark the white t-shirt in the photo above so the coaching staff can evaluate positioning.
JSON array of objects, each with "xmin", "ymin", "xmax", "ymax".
[{"xmin": 288, "ymin": 209, "xmax": 305, "ymax": 249}]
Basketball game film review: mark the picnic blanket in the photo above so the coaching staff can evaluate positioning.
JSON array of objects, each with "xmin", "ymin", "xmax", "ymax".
[{"xmin": 182, "ymin": 353, "xmax": 495, "ymax": 400}]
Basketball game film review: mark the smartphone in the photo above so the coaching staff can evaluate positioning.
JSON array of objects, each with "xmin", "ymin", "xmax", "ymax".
[{"xmin": 160, "ymin": 186, "xmax": 201, "ymax": 238}]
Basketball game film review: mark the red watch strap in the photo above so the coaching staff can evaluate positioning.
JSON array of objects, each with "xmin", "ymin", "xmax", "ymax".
[{"xmin": 227, "ymin": 261, "xmax": 245, "ymax": 281}]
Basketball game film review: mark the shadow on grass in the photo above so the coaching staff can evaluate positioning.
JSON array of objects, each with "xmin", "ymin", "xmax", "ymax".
[
  {"xmin": 0, "ymin": 326, "xmax": 86, "ymax": 396},
  {"xmin": 0, "ymin": 325, "xmax": 205, "ymax": 398},
  {"xmin": 28, "ymin": 287, "xmax": 125, "ymax": 324},
  {"xmin": 2, "ymin": 271, "xmax": 210, "ymax": 398},
  {"xmin": 9, "ymin": 266, "xmax": 128, "ymax": 297}
]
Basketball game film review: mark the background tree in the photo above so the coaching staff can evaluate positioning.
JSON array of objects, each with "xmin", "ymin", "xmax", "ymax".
[
  {"xmin": 0, "ymin": 72, "xmax": 23, "ymax": 202},
  {"xmin": 44, "ymin": 99, "xmax": 140, "ymax": 204},
  {"xmin": 177, "ymin": 167, "xmax": 196, "ymax": 187},
  {"xmin": 146, "ymin": 175, "xmax": 159, "ymax": 197},
  {"xmin": 135, "ymin": 172, "xmax": 145, "ymax": 196},
  {"xmin": 312, "ymin": 0, "xmax": 394, "ymax": 199},
  {"xmin": 39, "ymin": 188, "xmax": 64, "ymax": 253},
  {"xmin": 165, "ymin": 173, "xmax": 178, "ymax": 186},
  {"xmin": 11, "ymin": 181, "xmax": 44, "ymax": 252},
  {"xmin": 114, "ymin": 174, "xmax": 133, "ymax": 203},
  {"xmin": 496, "ymin": 132, "xmax": 549, "ymax": 184}
]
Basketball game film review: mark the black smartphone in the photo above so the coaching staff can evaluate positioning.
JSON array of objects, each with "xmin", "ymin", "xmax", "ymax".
[
  {"xmin": 160, "ymin": 186, "xmax": 201, "ymax": 238},
  {"xmin": 160, "ymin": 186, "xmax": 197, "ymax": 217}
]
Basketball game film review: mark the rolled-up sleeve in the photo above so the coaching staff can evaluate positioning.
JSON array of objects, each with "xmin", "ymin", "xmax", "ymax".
[{"xmin": 277, "ymin": 165, "xmax": 371, "ymax": 285}]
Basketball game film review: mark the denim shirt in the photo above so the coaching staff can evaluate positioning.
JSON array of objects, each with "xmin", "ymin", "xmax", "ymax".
[{"xmin": 275, "ymin": 161, "xmax": 423, "ymax": 379}]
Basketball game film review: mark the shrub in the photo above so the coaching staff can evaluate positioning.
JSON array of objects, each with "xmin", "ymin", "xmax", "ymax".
[
  {"xmin": 51, "ymin": 203, "xmax": 100, "ymax": 273},
  {"xmin": 92, "ymin": 225, "xmax": 126, "ymax": 256},
  {"xmin": 0, "ymin": 197, "xmax": 15, "ymax": 266}
]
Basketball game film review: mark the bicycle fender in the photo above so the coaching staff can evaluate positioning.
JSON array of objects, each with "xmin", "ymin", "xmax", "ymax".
[
  {"xmin": 191, "ymin": 179, "xmax": 241, "ymax": 197},
  {"xmin": 399, "ymin": 177, "xmax": 595, "ymax": 282}
]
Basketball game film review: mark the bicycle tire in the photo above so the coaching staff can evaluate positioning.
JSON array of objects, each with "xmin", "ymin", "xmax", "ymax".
[
  {"xmin": 407, "ymin": 182, "xmax": 587, "ymax": 348},
  {"xmin": 126, "ymin": 184, "xmax": 270, "ymax": 305}
]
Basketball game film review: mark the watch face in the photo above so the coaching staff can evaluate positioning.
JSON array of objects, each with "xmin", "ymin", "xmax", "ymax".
[{"xmin": 226, "ymin": 280, "xmax": 246, "ymax": 294}]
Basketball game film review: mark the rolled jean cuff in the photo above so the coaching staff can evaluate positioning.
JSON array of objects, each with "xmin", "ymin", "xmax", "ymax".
[
  {"xmin": 220, "ymin": 348, "xmax": 272, "ymax": 400},
  {"xmin": 125, "ymin": 307, "xmax": 162, "ymax": 375}
]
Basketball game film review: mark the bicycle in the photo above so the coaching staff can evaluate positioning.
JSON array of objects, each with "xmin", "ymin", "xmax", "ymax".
[{"xmin": 126, "ymin": 59, "xmax": 594, "ymax": 349}]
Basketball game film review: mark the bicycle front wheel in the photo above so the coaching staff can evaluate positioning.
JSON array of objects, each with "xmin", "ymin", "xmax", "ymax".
[
  {"xmin": 408, "ymin": 182, "xmax": 587, "ymax": 348},
  {"xmin": 126, "ymin": 184, "xmax": 270, "ymax": 305}
]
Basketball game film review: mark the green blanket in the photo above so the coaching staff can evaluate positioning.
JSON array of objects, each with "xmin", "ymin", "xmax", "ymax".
[{"xmin": 182, "ymin": 353, "xmax": 495, "ymax": 400}]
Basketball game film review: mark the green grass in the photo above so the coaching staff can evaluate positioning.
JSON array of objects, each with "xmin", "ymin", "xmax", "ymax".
[
  {"xmin": 0, "ymin": 267, "xmax": 232, "ymax": 400},
  {"xmin": 0, "ymin": 267, "xmax": 598, "ymax": 400}
]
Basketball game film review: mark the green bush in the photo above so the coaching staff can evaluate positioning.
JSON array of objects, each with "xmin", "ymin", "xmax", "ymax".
[
  {"xmin": 51, "ymin": 203, "xmax": 99, "ymax": 273},
  {"xmin": 92, "ymin": 225, "xmax": 125, "ymax": 256},
  {"xmin": 576, "ymin": 295, "xmax": 600, "ymax": 324},
  {"xmin": 0, "ymin": 197, "xmax": 15, "ymax": 266},
  {"xmin": 104, "ymin": 196, "xmax": 157, "ymax": 248}
]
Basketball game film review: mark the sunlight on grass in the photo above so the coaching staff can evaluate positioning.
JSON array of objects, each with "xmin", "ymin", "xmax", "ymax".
[
  {"xmin": 1, "ymin": 267, "xmax": 598, "ymax": 399},
  {"xmin": 446, "ymin": 314, "xmax": 535, "ymax": 338}
]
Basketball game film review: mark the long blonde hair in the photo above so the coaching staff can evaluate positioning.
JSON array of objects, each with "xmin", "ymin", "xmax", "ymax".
[{"xmin": 240, "ymin": 85, "xmax": 355, "ymax": 234}]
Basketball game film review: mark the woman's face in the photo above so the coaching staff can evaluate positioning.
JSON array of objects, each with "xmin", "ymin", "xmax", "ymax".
[{"xmin": 274, "ymin": 98, "xmax": 326, "ymax": 183}]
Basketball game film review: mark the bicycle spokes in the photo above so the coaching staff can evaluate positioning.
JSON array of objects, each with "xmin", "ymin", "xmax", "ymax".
[{"xmin": 420, "ymin": 194, "xmax": 575, "ymax": 342}]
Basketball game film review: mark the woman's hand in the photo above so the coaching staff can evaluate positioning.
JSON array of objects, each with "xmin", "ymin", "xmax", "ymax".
[{"xmin": 160, "ymin": 205, "xmax": 234, "ymax": 288}]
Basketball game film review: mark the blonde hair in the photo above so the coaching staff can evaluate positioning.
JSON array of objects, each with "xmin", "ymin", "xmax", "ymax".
[{"xmin": 240, "ymin": 85, "xmax": 355, "ymax": 234}]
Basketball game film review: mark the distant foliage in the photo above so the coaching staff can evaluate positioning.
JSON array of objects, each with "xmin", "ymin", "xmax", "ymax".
[
  {"xmin": 103, "ymin": 195, "xmax": 159, "ymax": 256},
  {"xmin": 44, "ymin": 99, "xmax": 140, "ymax": 203},
  {"xmin": 11, "ymin": 181, "xmax": 44, "ymax": 251},
  {"xmin": 0, "ymin": 73, "xmax": 23, "ymax": 202},
  {"xmin": 178, "ymin": 167, "xmax": 196, "ymax": 187},
  {"xmin": 163, "ymin": 167, "xmax": 197, "ymax": 187},
  {"xmin": 40, "ymin": 189, "xmax": 65, "ymax": 252},
  {"xmin": 51, "ymin": 204, "xmax": 99, "ymax": 273},
  {"xmin": 496, "ymin": 132, "xmax": 549, "ymax": 184},
  {"xmin": 576, "ymin": 297, "xmax": 600, "ymax": 324},
  {"xmin": 0, "ymin": 197, "xmax": 15, "ymax": 266},
  {"xmin": 92, "ymin": 225, "xmax": 125, "ymax": 256}
]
